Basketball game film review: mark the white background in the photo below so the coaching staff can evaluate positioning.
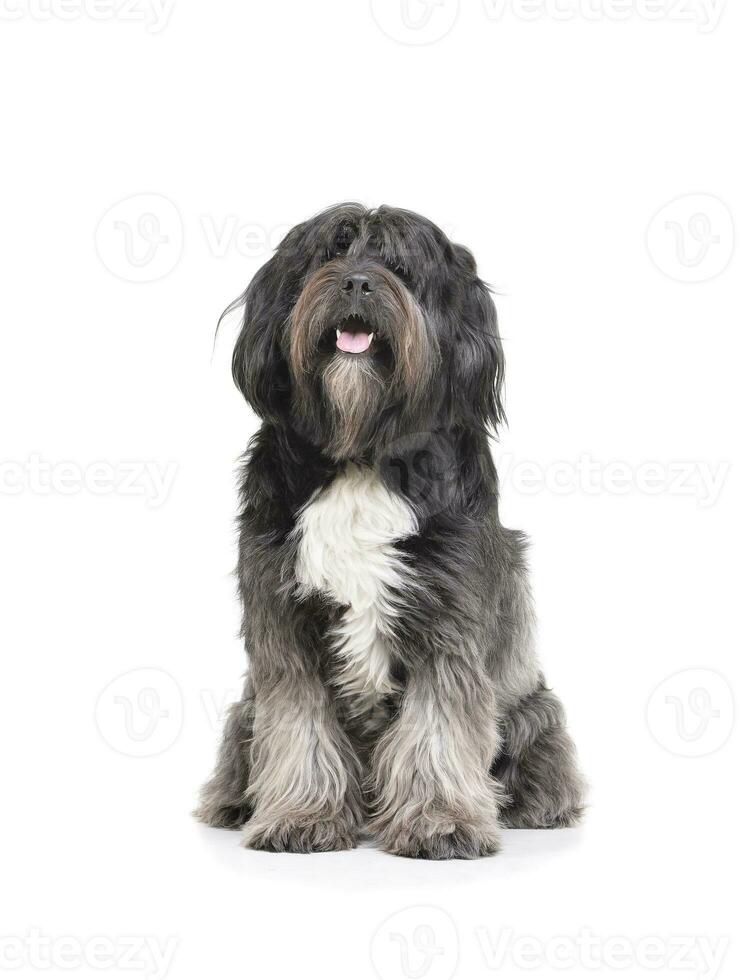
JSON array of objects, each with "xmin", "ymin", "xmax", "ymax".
[{"xmin": 1, "ymin": 2, "xmax": 744, "ymax": 979}]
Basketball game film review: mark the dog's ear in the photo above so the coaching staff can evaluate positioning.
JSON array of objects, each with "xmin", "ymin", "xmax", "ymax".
[
  {"xmin": 229, "ymin": 254, "xmax": 291, "ymax": 423},
  {"xmin": 447, "ymin": 244, "xmax": 506, "ymax": 430}
]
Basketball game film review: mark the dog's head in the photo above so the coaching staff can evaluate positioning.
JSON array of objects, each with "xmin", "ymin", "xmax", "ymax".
[{"xmin": 230, "ymin": 204, "xmax": 504, "ymax": 459}]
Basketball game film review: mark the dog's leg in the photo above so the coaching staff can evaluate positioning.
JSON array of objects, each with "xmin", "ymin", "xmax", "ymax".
[
  {"xmin": 492, "ymin": 681, "xmax": 586, "ymax": 828},
  {"xmin": 368, "ymin": 657, "xmax": 505, "ymax": 859},
  {"xmin": 241, "ymin": 666, "xmax": 364, "ymax": 852},
  {"xmin": 194, "ymin": 687, "xmax": 255, "ymax": 829}
]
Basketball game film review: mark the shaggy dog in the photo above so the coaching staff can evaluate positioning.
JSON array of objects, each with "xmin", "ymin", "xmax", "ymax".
[{"xmin": 196, "ymin": 203, "xmax": 585, "ymax": 859}]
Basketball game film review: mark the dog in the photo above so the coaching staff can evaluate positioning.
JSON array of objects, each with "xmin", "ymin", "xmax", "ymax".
[{"xmin": 196, "ymin": 203, "xmax": 585, "ymax": 859}]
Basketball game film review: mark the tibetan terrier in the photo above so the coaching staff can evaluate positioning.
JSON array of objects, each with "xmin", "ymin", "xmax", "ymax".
[{"xmin": 196, "ymin": 203, "xmax": 585, "ymax": 858}]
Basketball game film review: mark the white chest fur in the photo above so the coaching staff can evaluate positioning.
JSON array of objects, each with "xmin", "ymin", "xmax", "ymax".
[{"xmin": 294, "ymin": 464, "xmax": 418, "ymax": 718}]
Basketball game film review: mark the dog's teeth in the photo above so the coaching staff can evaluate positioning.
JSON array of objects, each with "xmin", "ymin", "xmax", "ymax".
[
  {"xmin": 368, "ymin": 333, "xmax": 374, "ymax": 341},
  {"xmin": 336, "ymin": 329, "xmax": 341, "ymax": 339}
]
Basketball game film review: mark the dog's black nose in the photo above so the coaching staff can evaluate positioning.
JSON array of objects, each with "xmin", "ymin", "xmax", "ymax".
[{"xmin": 341, "ymin": 272, "xmax": 374, "ymax": 299}]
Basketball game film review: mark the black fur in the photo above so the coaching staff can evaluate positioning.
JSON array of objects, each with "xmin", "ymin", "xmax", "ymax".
[{"xmin": 197, "ymin": 204, "xmax": 585, "ymax": 858}]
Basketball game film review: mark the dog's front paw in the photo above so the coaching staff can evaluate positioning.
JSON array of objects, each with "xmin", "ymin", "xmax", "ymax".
[
  {"xmin": 194, "ymin": 798, "xmax": 252, "ymax": 830},
  {"xmin": 241, "ymin": 814, "xmax": 359, "ymax": 853},
  {"xmin": 377, "ymin": 815, "xmax": 502, "ymax": 860}
]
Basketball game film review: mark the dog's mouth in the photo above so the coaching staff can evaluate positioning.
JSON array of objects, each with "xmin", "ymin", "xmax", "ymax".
[{"xmin": 335, "ymin": 315, "xmax": 376, "ymax": 355}]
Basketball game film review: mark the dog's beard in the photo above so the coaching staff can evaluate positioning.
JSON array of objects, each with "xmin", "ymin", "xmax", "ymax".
[
  {"xmin": 287, "ymin": 258, "xmax": 440, "ymax": 459},
  {"xmin": 321, "ymin": 353, "xmax": 385, "ymax": 459}
]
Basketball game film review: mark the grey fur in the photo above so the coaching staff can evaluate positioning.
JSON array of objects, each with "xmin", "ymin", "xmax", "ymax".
[{"xmin": 196, "ymin": 204, "xmax": 585, "ymax": 859}]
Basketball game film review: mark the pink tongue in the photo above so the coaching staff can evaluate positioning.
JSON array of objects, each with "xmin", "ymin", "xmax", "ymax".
[{"xmin": 336, "ymin": 330, "xmax": 371, "ymax": 353}]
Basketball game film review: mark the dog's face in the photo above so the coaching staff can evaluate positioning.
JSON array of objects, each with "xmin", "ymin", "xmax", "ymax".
[{"xmin": 231, "ymin": 204, "xmax": 504, "ymax": 460}]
